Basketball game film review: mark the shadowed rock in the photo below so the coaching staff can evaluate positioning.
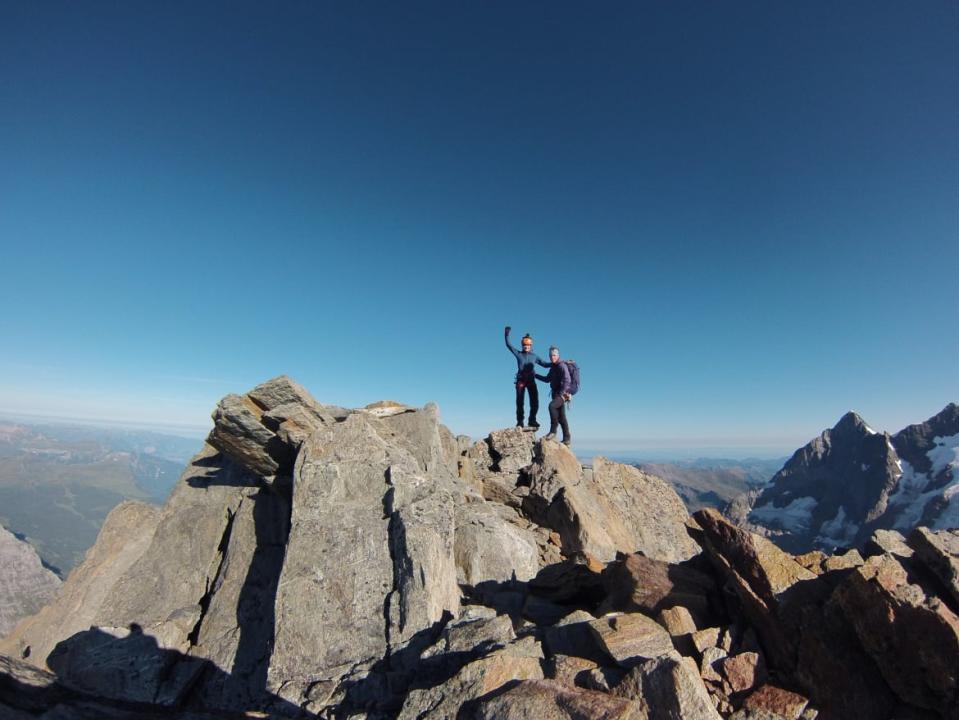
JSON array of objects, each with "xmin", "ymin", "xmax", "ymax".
[
  {"xmin": 835, "ymin": 553, "xmax": 959, "ymax": 716},
  {"xmin": 1, "ymin": 501, "xmax": 161, "ymax": 666},
  {"xmin": 611, "ymin": 652, "xmax": 721, "ymax": 720},
  {"xmin": 909, "ymin": 527, "xmax": 959, "ymax": 607},
  {"xmin": 693, "ymin": 508, "xmax": 818, "ymax": 671},
  {"xmin": 473, "ymin": 678, "xmax": 646, "ymax": 720}
]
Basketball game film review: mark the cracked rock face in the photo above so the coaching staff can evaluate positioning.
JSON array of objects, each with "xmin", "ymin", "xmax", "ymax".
[
  {"xmin": 0, "ymin": 525, "xmax": 61, "ymax": 639},
  {"xmin": 269, "ymin": 411, "xmax": 461, "ymax": 708}
]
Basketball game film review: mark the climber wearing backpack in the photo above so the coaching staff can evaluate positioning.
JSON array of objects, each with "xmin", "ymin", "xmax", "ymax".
[
  {"xmin": 535, "ymin": 346, "xmax": 579, "ymax": 446},
  {"xmin": 504, "ymin": 326, "xmax": 551, "ymax": 429}
]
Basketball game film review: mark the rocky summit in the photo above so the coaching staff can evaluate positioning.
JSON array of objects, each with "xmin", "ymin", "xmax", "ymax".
[{"xmin": 3, "ymin": 376, "xmax": 959, "ymax": 720}]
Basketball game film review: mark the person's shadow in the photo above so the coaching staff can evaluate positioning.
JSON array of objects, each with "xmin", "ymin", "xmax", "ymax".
[
  {"xmin": 33, "ymin": 623, "xmax": 303, "ymax": 717},
  {"xmin": 32, "ymin": 449, "xmax": 304, "ymax": 717}
]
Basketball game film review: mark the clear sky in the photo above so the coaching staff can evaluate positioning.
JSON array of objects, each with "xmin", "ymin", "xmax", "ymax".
[{"xmin": 1, "ymin": 2, "xmax": 956, "ymax": 455}]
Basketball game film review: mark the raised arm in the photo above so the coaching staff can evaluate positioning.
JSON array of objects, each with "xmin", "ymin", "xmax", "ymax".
[{"xmin": 504, "ymin": 326, "xmax": 520, "ymax": 357}]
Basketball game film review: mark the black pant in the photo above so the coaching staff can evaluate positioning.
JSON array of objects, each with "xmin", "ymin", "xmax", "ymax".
[
  {"xmin": 515, "ymin": 379, "xmax": 539, "ymax": 425},
  {"xmin": 548, "ymin": 396, "xmax": 570, "ymax": 440}
]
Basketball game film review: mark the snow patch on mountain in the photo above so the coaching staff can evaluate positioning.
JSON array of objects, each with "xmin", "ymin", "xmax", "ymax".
[
  {"xmin": 929, "ymin": 433, "xmax": 959, "ymax": 477},
  {"xmin": 815, "ymin": 506, "xmax": 858, "ymax": 548},
  {"xmin": 886, "ymin": 435, "xmax": 959, "ymax": 531},
  {"xmin": 749, "ymin": 496, "xmax": 818, "ymax": 533},
  {"xmin": 888, "ymin": 459, "xmax": 936, "ymax": 530}
]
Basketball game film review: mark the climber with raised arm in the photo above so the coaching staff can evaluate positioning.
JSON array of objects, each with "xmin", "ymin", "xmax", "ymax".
[{"xmin": 504, "ymin": 326, "xmax": 550, "ymax": 429}]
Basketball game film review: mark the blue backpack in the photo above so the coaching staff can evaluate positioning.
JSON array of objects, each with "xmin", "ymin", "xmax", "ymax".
[{"xmin": 563, "ymin": 360, "xmax": 580, "ymax": 395}]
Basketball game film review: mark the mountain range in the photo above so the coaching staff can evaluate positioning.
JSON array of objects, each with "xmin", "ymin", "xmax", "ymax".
[
  {"xmin": 730, "ymin": 403, "xmax": 959, "ymax": 554},
  {"xmin": 634, "ymin": 458, "xmax": 781, "ymax": 513},
  {"xmin": 0, "ymin": 420, "xmax": 194, "ymax": 574}
]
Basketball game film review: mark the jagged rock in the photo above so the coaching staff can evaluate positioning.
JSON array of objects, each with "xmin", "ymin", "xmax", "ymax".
[
  {"xmin": 208, "ymin": 393, "xmax": 282, "ymax": 477},
  {"xmin": 794, "ymin": 590, "xmax": 895, "ymax": 720},
  {"xmin": 835, "ymin": 552, "xmax": 959, "ymax": 716},
  {"xmin": 822, "ymin": 548, "xmax": 864, "ymax": 572},
  {"xmin": 378, "ymin": 402, "xmax": 460, "ymax": 478},
  {"xmin": 583, "ymin": 665, "xmax": 628, "ymax": 692},
  {"xmin": 420, "ymin": 613, "xmax": 514, "ymax": 660},
  {"xmin": 864, "ymin": 529, "xmax": 914, "ymax": 559},
  {"xmin": 0, "ymin": 525, "xmax": 61, "ymax": 639},
  {"xmin": 719, "ymin": 651, "xmax": 766, "ymax": 695},
  {"xmin": 486, "ymin": 427, "xmax": 536, "ymax": 474},
  {"xmin": 691, "ymin": 627, "xmax": 722, "ymax": 657},
  {"xmin": 473, "ymin": 678, "xmax": 646, "ymax": 720},
  {"xmin": 693, "ymin": 508, "xmax": 819, "ymax": 671},
  {"xmin": 656, "ymin": 606, "xmax": 698, "ymax": 656},
  {"xmin": 611, "ymin": 652, "xmax": 722, "ymax": 720},
  {"xmin": 208, "ymin": 375, "xmax": 334, "ymax": 479},
  {"xmin": 718, "ymin": 626, "xmax": 734, "ymax": 652},
  {"xmin": 548, "ymin": 654, "xmax": 600, "ymax": 687},
  {"xmin": 524, "ymin": 443, "xmax": 698, "ymax": 563},
  {"xmin": 0, "ymin": 501, "xmax": 160, "ymax": 666},
  {"xmin": 544, "ymin": 610, "xmax": 608, "ymax": 664},
  {"xmin": 741, "ymin": 684, "xmax": 814, "ymax": 720},
  {"xmin": 270, "ymin": 411, "xmax": 460, "ymax": 709},
  {"xmin": 795, "ymin": 551, "xmax": 826, "ymax": 574},
  {"xmin": 453, "ymin": 501, "xmax": 540, "ymax": 585},
  {"xmin": 599, "ymin": 553, "xmax": 715, "ymax": 620},
  {"xmin": 397, "ymin": 636, "xmax": 544, "ymax": 719},
  {"xmin": 587, "ymin": 613, "xmax": 675, "ymax": 668},
  {"xmin": 657, "ymin": 605, "xmax": 698, "ymax": 635},
  {"xmin": 700, "ymin": 646, "xmax": 727, "ymax": 684},
  {"xmin": 909, "ymin": 527, "xmax": 959, "ymax": 606},
  {"xmin": 247, "ymin": 375, "xmax": 327, "ymax": 416}
]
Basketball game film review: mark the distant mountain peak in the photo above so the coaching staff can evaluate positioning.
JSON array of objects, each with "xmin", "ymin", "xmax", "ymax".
[
  {"xmin": 742, "ymin": 403, "xmax": 959, "ymax": 554},
  {"xmin": 833, "ymin": 411, "xmax": 876, "ymax": 436}
]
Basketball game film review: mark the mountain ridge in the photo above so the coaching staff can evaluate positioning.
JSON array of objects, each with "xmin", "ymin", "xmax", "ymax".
[
  {"xmin": 736, "ymin": 402, "xmax": 959, "ymax": 553},
  {"xmin": 4, "ymin": 377, "xmax": 959, "ymax": 720}
]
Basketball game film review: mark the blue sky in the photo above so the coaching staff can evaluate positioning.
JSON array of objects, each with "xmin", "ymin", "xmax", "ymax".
[{"xmin": 1, "ymin": 2, "xmax": 956, "ymax": 455}]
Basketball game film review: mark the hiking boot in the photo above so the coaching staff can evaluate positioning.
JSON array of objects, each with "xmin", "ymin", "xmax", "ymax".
[
  {"xmin": 527, "ymin": 422, "xmax": 540, "ymax": 430},
  {"xmin": 543, "ymin": 433, "xmax": 556, "ymax": 442},
  {"xmin": 562, "ymin": 438, "xmax": 572, "ymax": 447},
  {"xmin": 516, "ymin": 422, "xmax": 524, "ymax": 428}
]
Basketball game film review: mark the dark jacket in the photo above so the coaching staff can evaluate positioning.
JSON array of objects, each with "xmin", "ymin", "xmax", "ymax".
[
  {"xmin": 506, "ymin": 333, "xmax": 550, "ymax": 381},
  {"xmin": 536, "ymin": 362, "xmax": 571, "ymax": 398}
]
